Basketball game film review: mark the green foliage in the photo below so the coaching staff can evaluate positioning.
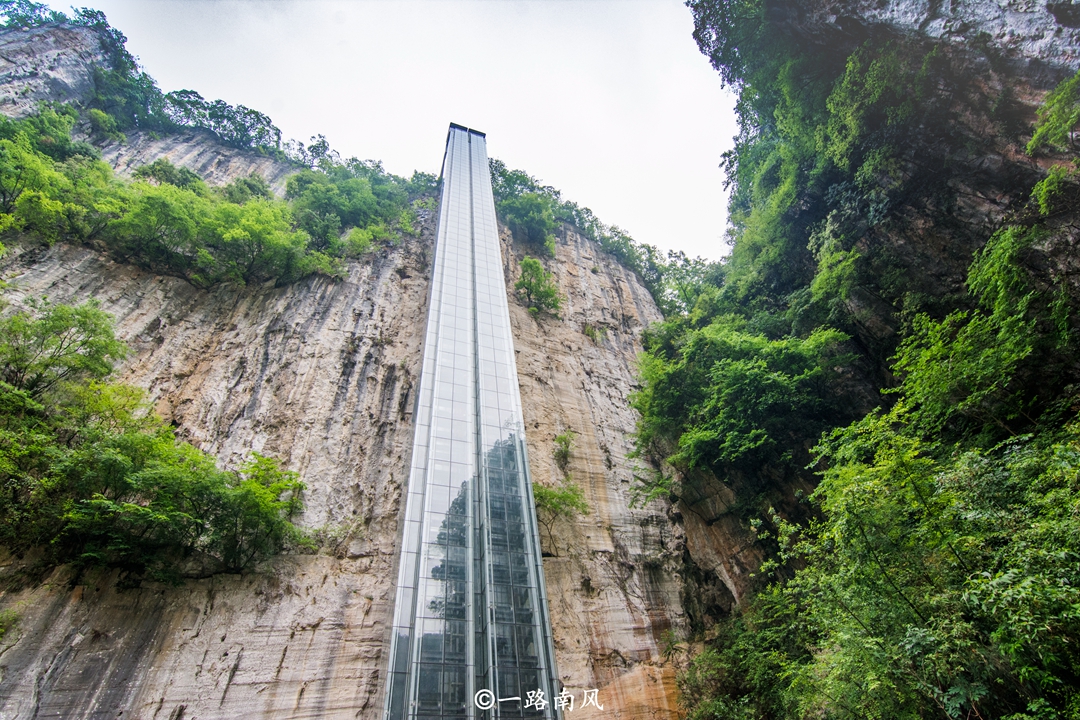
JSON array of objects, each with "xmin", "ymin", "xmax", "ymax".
[
  {"xmin": 894, "ymin": 222, "xmax": 1070, "ymax": 439},
  {"xmin": 1027, "ymin": 69, "xmax": 1080, "ymax": 154},
  {"xmin": 669, "ymin": 174, "xmax": 1080, "ymax": 720},
  {"xmin": 582, "ymin": 323, "xmax": 607, "ymax": 344},
  {"xmin": 0, "ymin": 0, "xmax": 65, "ymax": 28},
  {"xmin": 680, "ymin": 406, "xmax": 1080, "ymax": 720},
  {"xmin": 0, "ymin": 5, "xmax": 290, "ymax": 155},
  {"xmin": 489, "ymin": 158, "xmax": 666, "ymax": 301},
  {"xmin": 515, "ymin": 256, "xmax": 561, "ymax": 315},
  {"xmin": 668, "ymin": 4, "xmax": 1080, "ymax": 719},
  {"xmin": 553, "ymin": 430, "xmax": 575, "ymax": 473},
  {"xmin": 0, "ymin": 106, "xmax": 429, "ymax": 287},
  {"xmin": 633, "ymin": 315, "xmax": 850, "ymax": 476},
  {"xmin": 0, "ymin": 609, "xmax": 17, "ymax": 643},
  {"xmin": 531, "ymin": 475, "xmax": 588, "ymax": 555},
  {"xmin": 0, "ymin": 296, "xmax": 306, "ymax": 581},
  {"xmin": 1031, "ymin": 163, "xmax": 1077, "ymax": 216},
  {"xmin": 0, "ymin": 104, "xmax": 97, "ymax": 162},
  {"xmin": 133, "ymin": 158, "xmax": 204, "ymax": 190},
  {"xmin": 163, "ymin": 89, "xmax": 281, "ymax": 152},
  {"xmin": 799, "ymin": 412, "xmax": 1080, "ymax": 719},
  {"xmin": 87, "ymin": 108, "xmax": 123, "ymax": 144},
  {"xmin": 0, "ymin": 297, "xmax": 126, "ymax": 397},
  {"xmin": 823, "ymin": 47, "xmax": 924, "ymax": 172},
  {"xmin": 218, "ymin": 172, "xmax": 272, "ymax": 205},
  {"xmin": 678, "ymin": 587, "xmax": 808, "ymax": 720},
  {"xmin": 499, "ymin": 191, "xmax": 557, "ymax": 254},
  {"xmin": 659, "ymin": 250, "xmax": 725, "ymax": 316}
]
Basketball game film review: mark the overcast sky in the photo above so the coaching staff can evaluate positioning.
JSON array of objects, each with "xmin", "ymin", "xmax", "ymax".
[{"xmin": 55, "ymin": 0, "xmax": 738, "ymax": 260}]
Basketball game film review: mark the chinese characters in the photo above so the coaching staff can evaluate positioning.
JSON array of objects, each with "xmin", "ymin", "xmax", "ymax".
[{"xmin": 474, "ymin": 688, "xmax": 603, "ymax": 712}]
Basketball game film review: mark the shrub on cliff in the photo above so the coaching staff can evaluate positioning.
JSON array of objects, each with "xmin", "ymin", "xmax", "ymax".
[
  {"xmin": 488, "ymin": 158, "xmax": 666, "ymax": 299},
  {"xmin": 499, "ymin": 191, "xmax": 557, "ymax": 256},
  {"xmin": 514, "ymin": 256, "xmax": 561, "ymax": 316}
]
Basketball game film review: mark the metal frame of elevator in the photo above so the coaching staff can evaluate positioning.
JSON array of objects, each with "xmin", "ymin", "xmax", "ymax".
[{"xmin": 383, "ymin": 124, "xmax": 560, "ymax": 720}]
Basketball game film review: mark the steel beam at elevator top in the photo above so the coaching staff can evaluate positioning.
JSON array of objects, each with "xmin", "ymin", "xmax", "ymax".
[{"xmin": 383, "ymin": 125, "xmax": 560, "ymax": 720}]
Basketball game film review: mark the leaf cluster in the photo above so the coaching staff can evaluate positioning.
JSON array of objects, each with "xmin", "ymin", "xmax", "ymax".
[
  {"xmin": 0, "ymin": 297, "xmax": 306, "ymax": 582},
  {"xmin": 514, "ymin": 256, "xmax": 562, "ymax": 316},
  {"xmin": 633, "ymin": 314, "xmax": 852, "ymax": 480}
]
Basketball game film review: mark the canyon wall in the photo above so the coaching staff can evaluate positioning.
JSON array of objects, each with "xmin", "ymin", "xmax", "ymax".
[
  {"xmin": 501, "ymin": 227, "xmax": 683, "ymax": 719},
  {"xmin": 0, "ymin": 24, "xmax": 103, "ymax": 119},
  {"xmin": 0, "ymin": 215, "xmax": 684, "ymax": 720},
  {"xmin": 0, "ymin": 219, "xmax": 434, "ymax": 720},
  {"xmin": 0, "ymin": 22, "xmax": 687, "ymax": 710}
]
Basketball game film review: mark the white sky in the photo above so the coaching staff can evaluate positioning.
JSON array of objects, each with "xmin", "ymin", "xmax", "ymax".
[{"xmin": 54, "ymin": 0, "xmax": 738, "ymax": 260}]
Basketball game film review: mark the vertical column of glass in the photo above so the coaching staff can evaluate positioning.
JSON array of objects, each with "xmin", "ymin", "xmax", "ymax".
[
  {"xmin": 386, "ymin": 128, "xmax": 477, "ymax": 720},
  {"xmin": 385, "ymin": 125, "xmax": 559, "ymax": 720}
]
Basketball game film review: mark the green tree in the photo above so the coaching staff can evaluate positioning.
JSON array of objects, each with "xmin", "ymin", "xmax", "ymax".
[
  {"xmin": 218, "ymin": 173, "xmax": 272, "ymax": 205},
  {"xmin": 531, "ymin": 476, "xmax": 588, "ymax": 557},
  {"xmin": 0, "ymin": 295, "xmax": 307, "ymax": 581},
  {"xmin": 108, "ymin": 181, "xmax": 207, "ymax": 273},
  {"xmin": 500, "ymin": 191, "xmax": 557, "ymax": 255},
  {"xmin": 0, "ymin": 131, "xmax": 70, "ymax": 214},
  {"xmin": 203, "ymin": 199, "xmax": 311, "ymax": 285},
  {"xmin": 0, "ymin": 298, "xmax": 126, "ymax": 397},
  {"xmin": 514, "ymin": 256, "xmax": 561, "ymax": 316}
]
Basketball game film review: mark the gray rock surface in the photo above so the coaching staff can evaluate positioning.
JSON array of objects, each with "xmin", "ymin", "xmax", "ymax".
[
  {"xmin": 502, "ymin": 226, "xmax": 684, "ymax": 719},
  {"xmin": 0, "ymin": 24, "xmax": 103, "ymax": 118},
  {"xmin": 99, "ymin": 129, "xmax": 297, "ymax": 196},
  {"xmin": 786, "ymin": 0, "xmax": 1080, "ymax": 80},
  {"xmin": 0, "ymin": 224, "xmax": 433, "ymax": 719}
]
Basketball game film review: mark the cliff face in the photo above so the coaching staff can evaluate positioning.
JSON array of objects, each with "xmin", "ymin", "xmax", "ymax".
[
  {"xmin": 0, "ymin": 21, "xmax": 297, "ymax": 194},
  {"xmin": 99, "ymin": 129, "xmax": 297, "ymax": 196},
  {"xmin": 0, "ymin": 223, "xmax": 434, "ymax": 719},
  {"xmin": 0, "ymin": 24, "xmax": 103, "ymax": 118},
  {"xmin": 777, "ymin": 0, "xmax": 1080, "ymax": 74},
  {"xmin": 0, "ymin": 62, "xmax": 684, "ymax": 717}
]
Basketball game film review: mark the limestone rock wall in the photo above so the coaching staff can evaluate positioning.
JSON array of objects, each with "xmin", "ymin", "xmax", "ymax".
[
  {"xmin": 99, "ymin": 129, "xmax": 297, "ymax": 196},
  {"xmin": 0, "ymin": 220, "xmax": 434, "ymax": 719},
  {"xmin": 782, "ymin": 0, "xmax": 1080, "ymax": 76},
  {"xmin": 0, "ymin": 220, "xmax": 685, "ymax": 719},
  {"xmin": 0, "ymin": 21, "xmax": 297, "ymax": 194}
]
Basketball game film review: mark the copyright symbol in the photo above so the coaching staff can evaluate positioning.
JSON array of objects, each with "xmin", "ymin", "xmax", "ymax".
[{"xmin": 474, "ymin": 689, "xmax": 495, "ymax": 710}]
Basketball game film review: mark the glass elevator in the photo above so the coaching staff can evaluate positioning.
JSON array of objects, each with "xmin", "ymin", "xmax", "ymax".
[{"xmin": 383, "ymin": 124, "xmax": 560, "ymax": 720}]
